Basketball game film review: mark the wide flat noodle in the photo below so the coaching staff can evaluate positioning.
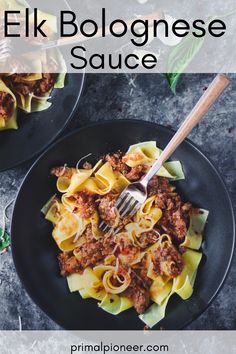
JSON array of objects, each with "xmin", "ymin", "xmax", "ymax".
[
  {"xmin": 124, "ymin": 141, "xmax": 161, "ymax": 167},
  {"xmin": 45, "ymin": 199, "xmax": 65, "ymax": 225},
  {"xmin": 8, "ymin": 52, "xmax": 66, "ymax": 115},
  {"xmin": 52, "ymin": 212, "xmax": 88, "ymax": 251},
  {"xmin": 67, "ymin": 266, "xmax": 133, "ymax": 314},
  {"xmin": 41, "ymin": 194, "xmax": 57, "ymax": 216},
  {"xmin": 139, "ymin": 298, "xmax": 169, "ymax": 328},
  {"xmin": 63, "ymin": 169, "xmax": 95, "ymax": 195},
  {"xmin": 124, "ymin": 141, "xmax": 185, "ymax": 180},
  {"xmin": 136, "ymin": 196, "xmax": 162, "ymax": 224},
  {"xmin": 51, "ymin": 49, "xmax": 67, "ymax": 89},
  {"xmin": 150, "ymin": 276, "xmax": 172, "ymax": 305},
  {"xmin": 93, "ymin": 162, "xmax": 118, "ymax": 193},
  {"xmin": 159, "ymin": 161, "xmax": 185, "ymax": 180},
  {"xmin": 129, "ymin": 197, "xmax": 163, "ymax": 234},
  {"xmin": 67, "ymin": 268, "xmax": 100, "ymax": 292},
  {"xmin": 15, "ymin": 91, "xmax": 33, "ymax": 113},
  {"xmin": 63, "ymin": 162, "xmax": 123, "ymax": 196},
  {"xmin": 59, "ymin": 160, "xmax": 102, "ymax": 195},
  {"xmin": 181, "ymin": 209, "xmax": 209, "ymax": 250},
  {"xmin": 30, "ymin": 97, "xmax": 52, "ymax": 113},
  {"xmin": 0, "ymin": 110, "xmax": 17, "ymax": 131},
  {"xmin": 99, "ymin": 294, "xmax": 133, "ymax": 315},
  {"xmin": 56, "ymin": 167, "xmax": 76, "ymax": 193},
  {"xmin": 113, "ymin": 171, "xmax": 130, "ymax": 191},
  {"xmin": 140, "ymin": 249, "xmax": 203, "ymax": 327}
]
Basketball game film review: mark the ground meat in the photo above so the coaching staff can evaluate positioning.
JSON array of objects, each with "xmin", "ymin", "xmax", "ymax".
[
  {"xmin": 154, "ymin": 193, "xmax": 168, "ymax": 209},
  {"xmin": 125, "ymin": 165, "xmax": 150, "ymax": 181},
  {"xmin": 73, "ymin": 225, "xmax": 110, "ymax": 271},
  {"xmin": 75, "ymin": 239, "xmax": 104, "ymax": 270},
  {"xmin": 124, "ymin": 271, "xmax": 151, "ymax": 314},
  {"xmin": 148, "ymin": 176, "xmax": 193, "ymax": 242},
  {"xmin": 132, "ymin": 287, "xmax": 150, "ymax": 314},
  {"xmin": 34, "ymin": 73, "xmax": 57, "ymax": 95},
  {"xmin": 158, "ymin": 198, "xmax": 193, "ymax": 242},
  {"xmin": 169, "ymin": 208, "xmax": 188, "ymax": 238},
  {"xmin": 138, "ymin": 230, "xmax": 160, "ymax": 248},
  {"xmin": 117, "ymin": 214, "xmax": 133, "ymax": 228},
  {"xmin": 59, "ymin": 227, "xmax": 106, "ymax": 275},
  {"xmin": 0, "ymin": 92, "xmax": 14, "ymax": 119},
  {"xmin": 8, "ymin": 74, "xmax": 36, "ymax": 95},
  {"xmin": 104, "ymin": 152, "xmax": 150, "ymax": 182},
  {"xmin": 58, "ymin": 252, "xmax": 81, "ymax": 276},
  {"xmin": 74, "ymin": 191, "xmax": 97, "ymax": 218},
  {"xmin": 152, "ymin": 242, "xmax": 184, "ymax": 278},
  {"xmin": 71, "ymin": 228, "xmax": 140, "ymax": 274},
  {"xmin": 102, "ymin": 234, "xmax": 116, "ymax": 256},
  {"xmin": 82, "ymin": 161, "xmax": 92, "ymax": 170},
  {"xmin": 148, "ymin": 176, "xmax": 173, "ymax": 197},
  {"xmin": 83, "ymin": 224, "xmax": 94, "ymax": 242},
  {"xmin": 14, "ymin": 81, "xmax": 35, "ymax": 95},
  {"xmin": 105, "ymin": 152, "xmax": 130, "ymax": 174},
  {"xmin": 6, "ymin": 71, "xmax": 57, "ymax": 96},
  {"xmin": 50, "ymin": 166, "xmax": 73, "ymax": 178},
  {"xmin": 97, "ymin": 190, "xmax": 119, "ymax": 226},
  {"xmin": 101, "ymin": 232, "xmax": 140, "ymax": 265},
  {"xmin": 115, "ymin": 233, "xmax": 140, "ymax": 264}
]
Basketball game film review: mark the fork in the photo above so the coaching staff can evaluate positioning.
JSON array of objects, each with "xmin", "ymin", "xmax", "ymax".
[{"xmin": 100, "ymin": 74, "xmax": 230, "ymax": 233}]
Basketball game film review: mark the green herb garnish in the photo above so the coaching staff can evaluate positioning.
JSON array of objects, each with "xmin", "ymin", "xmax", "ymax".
[
  {"xmin": 166, "ymin": 35, "xmax": 204, "ymax": 94},
  {"xmin": 0, "ymin": 228, "xmax": 11, "ymax": 252},
  {"xmin": 166, "ymin": 8, "xmax": 236, "ymax": 93}
]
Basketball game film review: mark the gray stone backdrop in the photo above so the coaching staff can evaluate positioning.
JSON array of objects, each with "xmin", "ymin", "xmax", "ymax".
[{"xmin": 0, "ymin": 73, "xmax": 235, "ymax": 330}]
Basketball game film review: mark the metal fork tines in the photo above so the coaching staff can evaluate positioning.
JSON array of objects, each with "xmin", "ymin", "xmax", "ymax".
[{"xmin": 99, "ymin": 182, "xmax": 148, "ymax": 233}]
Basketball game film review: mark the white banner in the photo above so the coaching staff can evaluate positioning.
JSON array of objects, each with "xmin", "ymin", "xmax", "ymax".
[
  {"xmin": 0, "ymin": 331, "xmax": 235, "ymax": 354},
  {"xmin": 0, "ymin": 0, "xmax": 235, "ymax": 73}
]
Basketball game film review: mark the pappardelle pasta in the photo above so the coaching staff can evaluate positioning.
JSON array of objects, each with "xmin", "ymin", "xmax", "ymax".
[
  {"xmin": 42, "ymin": 141, "xmax": 208, "ymax": 328},
  {"xmin": 0, "ymin": 49, "xmax": 66, "ymax": 131},
  {"xmin": 0, "ymin": 0, "xmax": 67, "ymax": 131}
]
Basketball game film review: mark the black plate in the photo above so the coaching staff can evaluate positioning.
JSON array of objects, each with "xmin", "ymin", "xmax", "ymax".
[
  {"xmin": 11, "ymin": 120, "xmax": 235, "ymax": 330},
  {"xmin": 0, "ymin": 73, "xmax": 84, "ymax": 171}
]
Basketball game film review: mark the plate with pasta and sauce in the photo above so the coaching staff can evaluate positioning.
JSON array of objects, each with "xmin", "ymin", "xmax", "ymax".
[
  {"xmin": 0, "ymin": 71, "xmax": 84, "ymax": 171},
  {"xmin": 11, "ymin": 120, "xmax": 235, "ymax": 329},
  {"xmin": 0, "ymin": 0, "xmax": 84, "ymax": 171}
]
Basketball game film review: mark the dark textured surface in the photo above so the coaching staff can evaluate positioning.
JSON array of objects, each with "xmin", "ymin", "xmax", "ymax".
[{"xmin": 0, "ymin": 73, "xmax": 235, "ymax": 330}]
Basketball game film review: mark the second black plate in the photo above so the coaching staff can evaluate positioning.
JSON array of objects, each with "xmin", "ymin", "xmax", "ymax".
[{"xmin": 0, "ymin": 73, "xmax": 84, "ymax": 171}]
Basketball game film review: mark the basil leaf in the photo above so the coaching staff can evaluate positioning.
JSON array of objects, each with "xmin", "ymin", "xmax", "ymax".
[
  {"xmin": 166, "ymin": 8, "xmax": 236, "ymax": 93},
  {"xmin": 166, "ymin": 34, "xmax": 205, "ymax": 94},
  {"xmin": 0, "ymin": 228, "xmax": 11, "ymax": 252},
  {"xmin": 166, "ymin": 73, "xmax": 182, "ymax": 95}
]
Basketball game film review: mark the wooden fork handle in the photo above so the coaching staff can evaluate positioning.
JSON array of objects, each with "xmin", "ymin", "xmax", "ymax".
[
  {"xmin": 157, "ymin": 74, "xmax": 230, "ymax": 166},
  {"xmin": 142, "ymin": 74, "xmax": 230, "ymax": 183}
]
